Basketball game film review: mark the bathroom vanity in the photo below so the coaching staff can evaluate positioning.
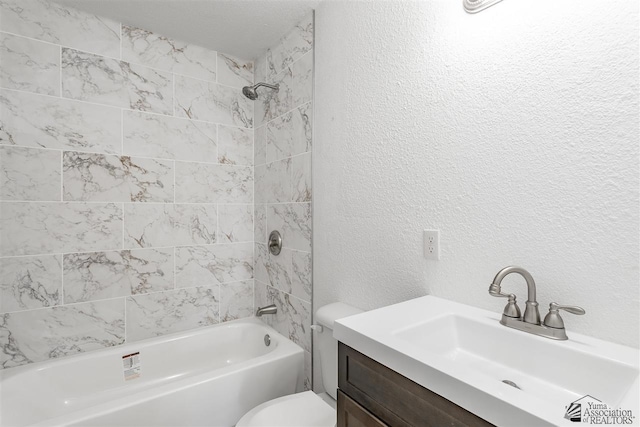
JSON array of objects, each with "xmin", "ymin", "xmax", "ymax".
[
  {"xmin": 333, "ymin": 296, "xmax": 639, "ymax": 427},
  {"xmin": 337, "ymin": 342, "xmax": 492, "ymax": 426}
]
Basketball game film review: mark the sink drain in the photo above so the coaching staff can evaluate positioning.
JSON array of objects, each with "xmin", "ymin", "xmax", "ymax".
[{"xmin": 502, "ymin": 380, "xmax": 521, "ymax": 390}]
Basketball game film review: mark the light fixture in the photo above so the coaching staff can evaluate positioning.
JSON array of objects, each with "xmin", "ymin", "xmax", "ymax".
[{"xmin": 463, "ymin": 0, "xmax": 505, "ymax": 14}]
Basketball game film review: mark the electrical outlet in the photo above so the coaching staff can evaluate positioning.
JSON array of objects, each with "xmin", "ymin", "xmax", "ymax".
[{"xmin": 424, "ymin": 229, "xmax": 440, "ymax": 260}]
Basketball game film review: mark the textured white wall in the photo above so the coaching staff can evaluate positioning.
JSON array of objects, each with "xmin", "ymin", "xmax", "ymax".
[{"xmin": 314, "ymin": 0, "xmax": 639, "ymax": 349}]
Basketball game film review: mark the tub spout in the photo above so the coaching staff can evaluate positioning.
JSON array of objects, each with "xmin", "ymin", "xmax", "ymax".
[{"xmin": 256, "ymin": 304, "xmax": 277, "ymax": 317}]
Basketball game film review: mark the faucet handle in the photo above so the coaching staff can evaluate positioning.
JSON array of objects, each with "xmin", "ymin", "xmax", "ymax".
[{"xmin": 543, "ymin": 302, "xmax": 585, "ymax": 329}]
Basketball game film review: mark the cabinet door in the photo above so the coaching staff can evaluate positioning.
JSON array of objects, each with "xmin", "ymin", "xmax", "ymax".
[{"xmin": 338, "ymin": 390, "xmax": 389, "ymax": 427}]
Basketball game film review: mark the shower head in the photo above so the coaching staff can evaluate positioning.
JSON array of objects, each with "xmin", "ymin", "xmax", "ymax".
[{"xmin": 241, "ymin": 82, "xmax": 279, "ymax": 100}]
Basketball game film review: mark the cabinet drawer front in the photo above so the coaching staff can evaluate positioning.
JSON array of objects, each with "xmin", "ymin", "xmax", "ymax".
[
  {"xmin": 338, "ymin": 343, "xmax": 494, "ymax": 427},
  {"xmin": 338, "ymin": 390, "xmax": 389, "ymax": 427}
]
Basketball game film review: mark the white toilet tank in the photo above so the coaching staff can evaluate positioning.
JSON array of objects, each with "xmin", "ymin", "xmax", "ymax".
[{"xmin": 314, "ymin": 303, "xmax": 363, "ymax": 400}]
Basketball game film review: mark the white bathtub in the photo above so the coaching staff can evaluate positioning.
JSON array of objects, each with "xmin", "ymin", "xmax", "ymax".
[{"xmin": 0, "ymin": 318, "xmax": 303, "ymax": 427}]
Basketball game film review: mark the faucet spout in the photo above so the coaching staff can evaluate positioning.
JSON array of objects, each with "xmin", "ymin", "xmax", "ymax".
[
  {"xmin": 490, "ymin": 266, "xmax": 540, "ymax": 324},
  {"xmin": 255, "ymin": 304, "xmax": 277, "ymax": 317}
]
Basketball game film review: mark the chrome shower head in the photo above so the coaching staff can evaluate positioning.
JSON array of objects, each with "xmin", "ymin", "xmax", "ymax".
[
  {"xmin": 241, "ymin": 82, "xmax": 279, "ymax": 100},
  {"xmin": 242, "ymin": 85, "xmax": 258, "ymax": 100}
]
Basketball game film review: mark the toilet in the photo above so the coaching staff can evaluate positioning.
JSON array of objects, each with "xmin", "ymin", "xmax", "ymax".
[{"xmin": 236, "ymin": 302, "xmax": 363, "ymax": 427}]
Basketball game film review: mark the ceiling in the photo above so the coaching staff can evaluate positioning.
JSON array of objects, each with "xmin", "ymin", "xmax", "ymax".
[{"xmin": 54, "ymin": 0, "xmax": 320, "ymax": 60}]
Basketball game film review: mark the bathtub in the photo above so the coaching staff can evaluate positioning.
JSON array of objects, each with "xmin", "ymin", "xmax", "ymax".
[{"xmin": 0, "ymin": 318, "xmax": 303, "ymax": 427}]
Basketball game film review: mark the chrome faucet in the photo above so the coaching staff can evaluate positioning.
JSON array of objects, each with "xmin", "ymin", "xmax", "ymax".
[
  {"xmin": 255, "ymin": 304, "xmax": 277, "ymax": 317},
  {"xmin": 489, "ymin": 266, "xmax": 585, "ymax": 340}
]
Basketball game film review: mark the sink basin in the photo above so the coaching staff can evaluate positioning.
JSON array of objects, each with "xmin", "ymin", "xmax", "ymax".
[{"xmin": 333, "ymin": 296, "xmax": 639, "ymax": 427}]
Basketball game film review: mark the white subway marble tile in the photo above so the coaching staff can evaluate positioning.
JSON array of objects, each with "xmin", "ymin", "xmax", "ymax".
[
  {"xmin": 0, "ymin": 299, "xmax": 125, "ymax": 368},
  {"xmin": 0, "ymin": 33, "xmax": 59, "ymax": 95},
  {"xmin": 123, "ymin": 110, "xmax": 217, "ymax": 163},
  {"xmin": 218, "ymin": 125, "xmax": 253, "ymax": 166},
  {"xmin": 63, "ymin": 248, "xmax": 173, "ymax": 304},
  {"xmin": 267, "ymin": 13, "xmax": 313, "ymax": 79},
  {"xmin": 0, "ymin": 89, "xmax": 121, "ymax": 154},
  {"xmin": 291, "ymin": 51, "xmax": 313, "ymax": 109},
  {"xmin": 0, "ymin": 255, "xmax": 61, "ymax": 313},
  {"xmin": 254, "ymin": 125, "xmax": 267, "ymax": 167},
  {"xmin": 62, "ymin": 48, "xmax": 173, "ymax": 114},
  {"xmin": 254, "ymin": 52, "xmax": 267, "ymax": 88},
  {"xmin": 217, "ymin": 53, "xmax": 253, "ymax": 88},
  {"xmin": 254, "ymin": 280, "xmax": 310, "ymax": 352},
  {"xmin": 292, "ymin": 250, "xmax": 311, "ymax": 303},
  {"xmin": 292, "ymin": 152, "xmax": 312, "ymax": 202},
  {"xmin": 0, "ymin": 146, "xmax": 61, "ymax": 201},
  {"xmin": 124, "ymin": 203, "xmax": 217, "ymax": 248},
  {"xmin": 218, "ymin": 204, "xmax": 253, "ymax": 243},
  {"xmin": 175, "ymin": 243, "xmax": 253, "ymax": 288},
  {"xmin": 220, "ymin": 280, "xmax": 253, "ymax": 322},
  {"xmin": 266, "ymin": 102, "xmax": 312, "ymax": 163},
  {"xmin": 254, "ymin": 242, "xmax": 292, "ymax": 296},
  {"xmin": 63, "ymin": 152, "xmax": 173, "ymax": 203},
  {"xmin": 267, "ymin": 203, "xmax": 311, "ymax": 252},
  {"xmin": 175, "ymin": 162, "xmax": 253, "ymax": 204},
  {"xmin": 254, "ymin": 204, "xmax": 267, "ymax": 244},
  {"xmin": 257, "ymin": 67, "xmax": 292, "ymax": 127},
  {"xmin": 0, "ymin": 202, "xmax": 122, "ymax": 256},
  {"xmin": 254, "ymin": 158, "xmax": 291, "ymax": 204},
  {"xmin": 174, "ymin": 75, "xmax": 253, "ymax": 128},
  {"xmin": 126, "ymin": 286, "xmax": 219, "ymax": 342},
  {"xmin": 122, "ymin": 25, "xmax": 217, "ymax": 82},
  {"xmin": 0, "ymin": 0, "xmax": 120, "ymax": 57}
]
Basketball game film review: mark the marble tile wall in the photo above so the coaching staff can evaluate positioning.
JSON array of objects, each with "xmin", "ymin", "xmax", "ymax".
[
  {"xmin": 253, "ymin": 13, "xmax": 314, "ymax": 391},
  {"xmin": 0, "ymin": 0, "xmax": 256, "ymax": 369}
]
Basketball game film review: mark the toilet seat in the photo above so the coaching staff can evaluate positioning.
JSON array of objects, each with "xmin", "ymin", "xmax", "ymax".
[{"xmin": 235, "ymin": 391, "xmax": 336, "ymax": 427}]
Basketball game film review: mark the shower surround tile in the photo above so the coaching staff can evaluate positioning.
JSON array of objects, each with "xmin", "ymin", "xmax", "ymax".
[
  {"xmin": 0, "ymin": 255, "xmax": 61, "ymax": 313},
  {"xmin": 175, "ymin": 243, "xmax": 253, "ymax": 288},
  {"xmin": 0, "ymin": 299, "xmax": 125, "ymax": 368},
  {"xmin": 266, "ymin": 13, "xmax": 313, "ymax": 79},
  {"xmin": 0, "ymin": 146, "xmax": 61, "ymax": 201},
  {"xmin": 123, "ymin": 111, "xmax": 217, "ymax": 163},
  {"xmin": 254, "ymin": 204, "xmax": 267, "ymax": 244},
  {"xmin": 0, "ymin": 89, "xmax": 122, "ymax": 154},
  {"xmin": 124, "ymin": 203, "xmax": 217, "ymax": 249},
  {"xmin": 122, "ymin": 25, "xmax": 217, "ymax": 82},
  {"xmin": 174, "ymin": 75, "xmax": 253, "ymax": 128},
  {"xmin": 175, "ymin": 162, "xmax": 253, "ymax": 204},
  {"xmin": 255, "ymin": 243, "xmax": 292, "ymax": 297},
  {"xmin": 0, "ymin": 33, "xmax": 60, "ymax": 95},
  {"xmin": 61, "ymin": 48, "xmax": 173, "ymax": 114},
  {"xmin": 257, "ymin": 66, "xmax": 292, "ymax": 126},
  {"xmin": 292, "ymin": 152, "xmax": 312, "ymax": 202},
  {"xmin": 218, "ymin": 205, "xmax": 253, "ymax": 243},
  {"xmin": 217, "ymin": 53, "xmax": 253, "ymax": 88},
  {"xmin": 254, "ymin": 158, "xmax": 291, "ymax": 204},
  {"xmin": 254, "ymin": 125, "xmax": 267, "ymax": 167},
  {"xmin": 254, "ymin": 280, "xmax": 310, "ymax": 353},
  {"xmin": 292, "ymin": 250, "xmax": 311, "ymax": 303},
  {"xmin": 266, "ymin": 102, "xmax": 312, "ymax": 162},
  {"xmin": 63, "ymin": 248, "xmax": 174, "ymax": 304},
  {"xmin": 267, "ymin": 203, "xmax": 311, "ymax": 252},
  {"xmin": 0, "ymin": 0, "xmax": 120, "ymax": 57},
  {"xmin": 220, "ymin": 280, "xmax": 253, "ymax": 321},
  {"xmin": 0, "ymin": 202, "xmax": 122, "ymax": 256},
  {"xmin": 63, "ymin": 152, "xmax": 174, "ymax": 203},
  {"xmin": 218, "ymin": 125, "xmax": 253, "ymax": 166},
  {"xmin": 291, "ymin": 52, "xmax": 313, "ymax": 109},
  {"xmin": 126, "ymin": 286, "xmax": 219, "ymax": 342}
]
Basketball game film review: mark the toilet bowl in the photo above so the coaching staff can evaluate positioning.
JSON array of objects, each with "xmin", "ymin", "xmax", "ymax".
[{"xmin": 236, "ymin": 303, "xmax": 363, "ymax": 427}]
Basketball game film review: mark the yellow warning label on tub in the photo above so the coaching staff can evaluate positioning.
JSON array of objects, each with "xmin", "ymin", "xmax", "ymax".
[{"xmin": 122, "ymin": 352, "xmax": 140, "ymax": 381}]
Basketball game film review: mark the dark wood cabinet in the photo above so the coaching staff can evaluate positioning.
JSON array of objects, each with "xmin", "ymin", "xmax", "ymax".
[{"xmin": 337, "ymin": 342, "xmax": 494, "ymax": 427}]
